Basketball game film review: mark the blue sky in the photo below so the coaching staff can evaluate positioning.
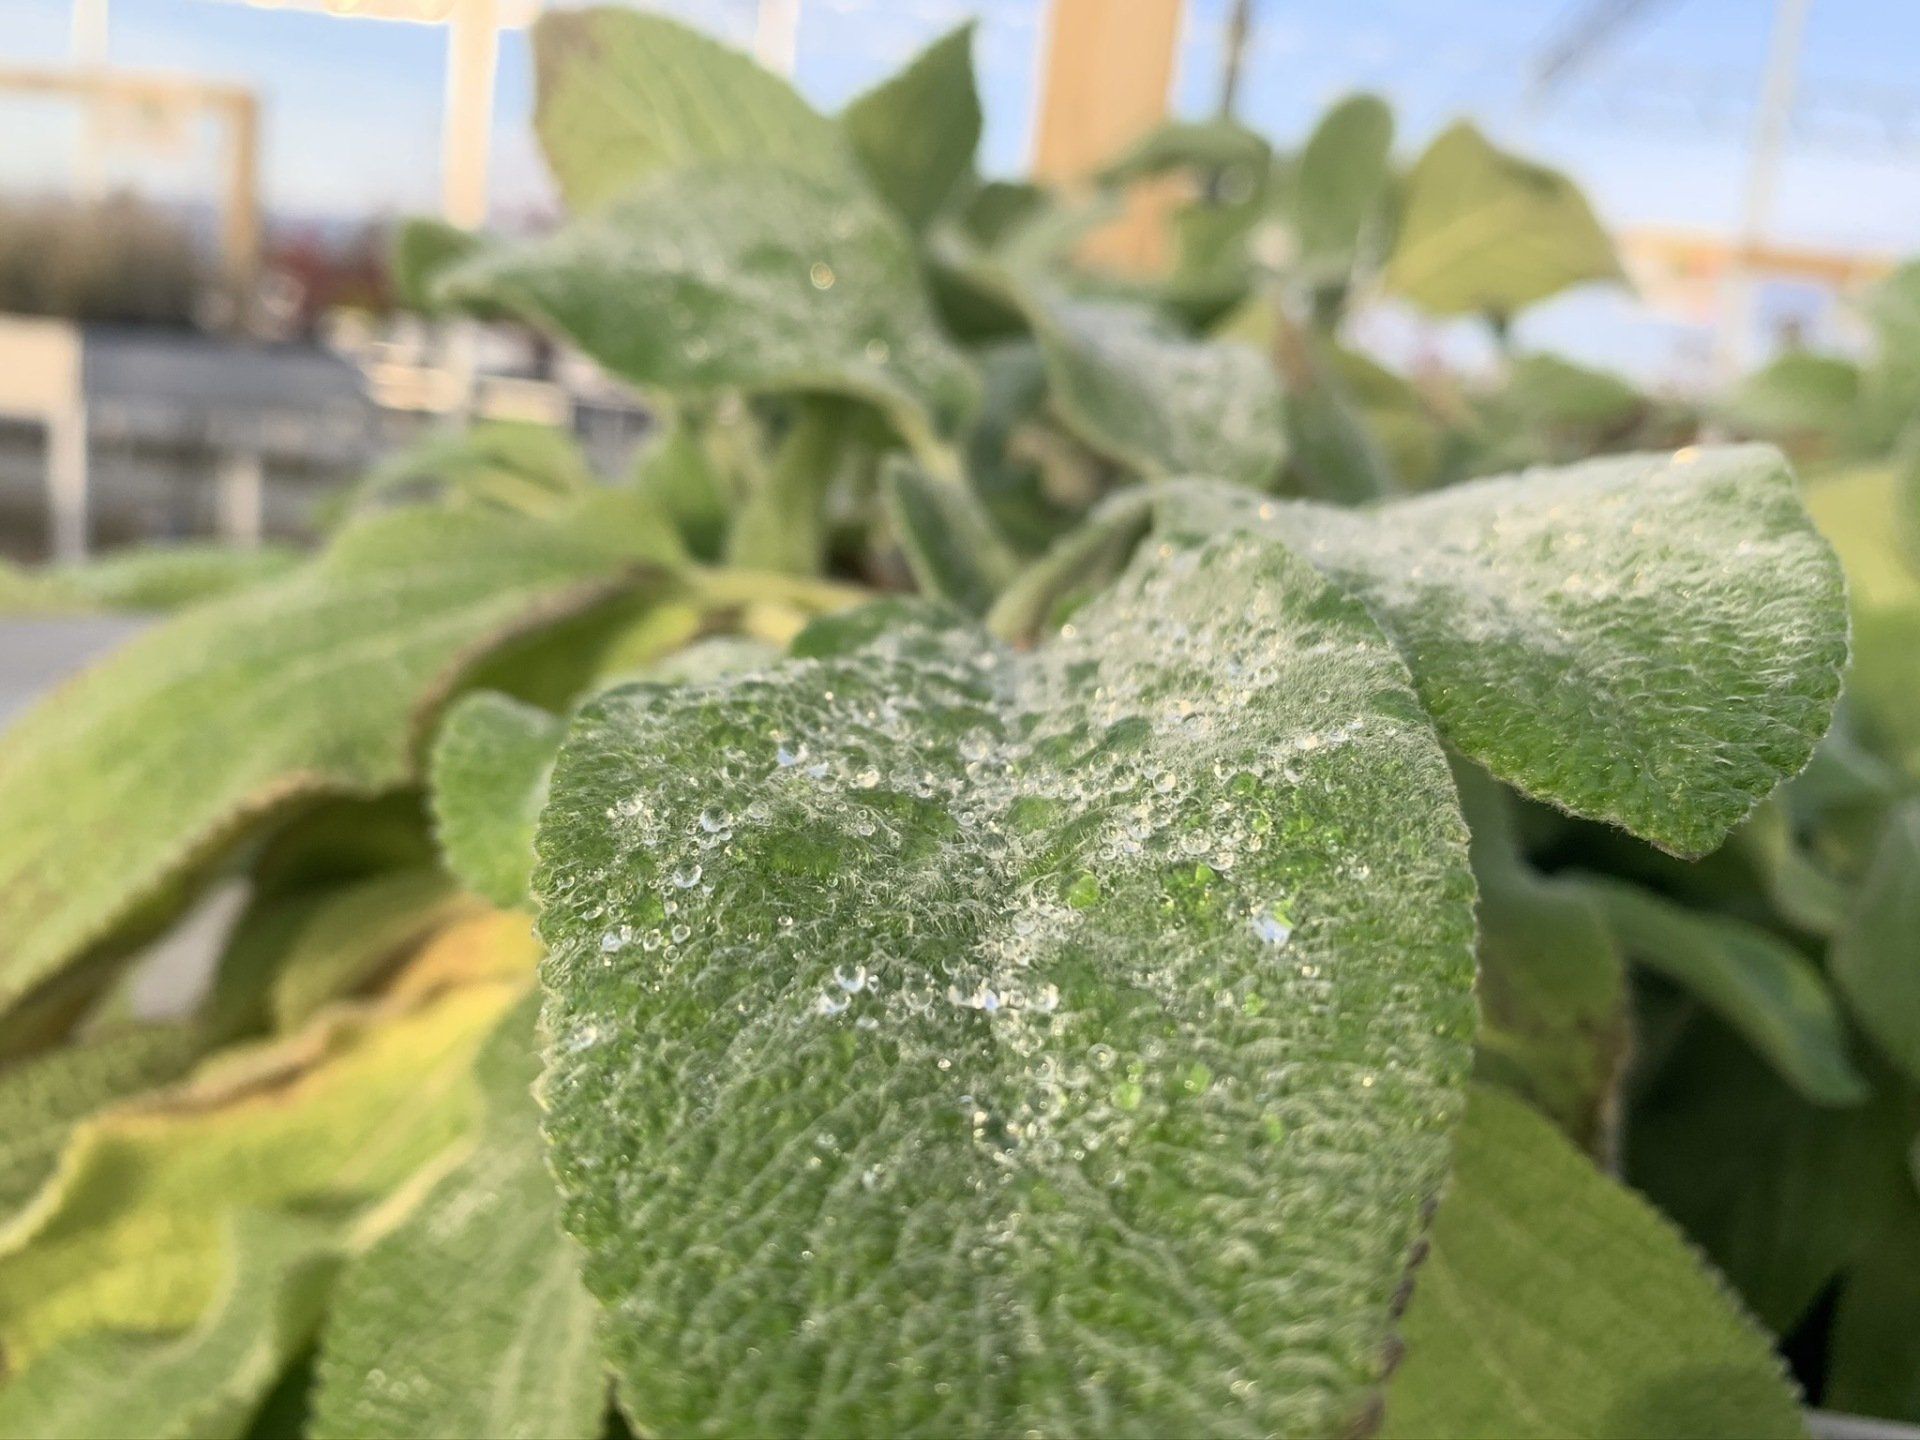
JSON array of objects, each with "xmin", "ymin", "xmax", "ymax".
[
  {"xmin": 3, "ymin": 0, "xmax": 1920, "ymax": 373},
  {"xmin": 2, "ymin": 0, "xmax": 1918, "ymax": 245}
]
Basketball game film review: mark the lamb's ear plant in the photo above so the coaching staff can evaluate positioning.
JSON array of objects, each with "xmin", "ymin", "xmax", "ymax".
[{"xmin": 0, "ymin": 10, "xmax": 1892, "ymax": 1438}]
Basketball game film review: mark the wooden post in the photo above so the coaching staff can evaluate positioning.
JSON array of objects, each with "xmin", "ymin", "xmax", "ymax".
[
  {"xmin": 441, "ymin": 0, "xmax": 500, "ymax": 229},
  {"xmin": 1031, "ymin": 0, "xmax": 1187, "ymax": 274}
]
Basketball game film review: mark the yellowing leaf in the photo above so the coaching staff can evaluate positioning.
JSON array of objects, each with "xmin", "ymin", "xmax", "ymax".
[
  {"xmin": 0, "ymin": 978, "xmax": 518, "ymax": 1366},
  {"xmin": 0, "ymin": 1212, "xmax": 338, "ymax": 1440}
]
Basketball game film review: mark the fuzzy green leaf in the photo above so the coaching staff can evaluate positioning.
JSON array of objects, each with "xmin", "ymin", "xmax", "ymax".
[
  {"xmin": 842, "ymin": 23, "xmax": 981, "ymax": 230},
  {"xmin": 1292, "ymin": 93, "xmax": 1394, "ymax": 289},
  {"xmin": 882, "ymin": 457, "xmax": 1018, "ymax": 615},
  {"xmin": 0, "ymin": 1025, "xmax": 201, "ymax": 1222},
  {"xmin": 0, "ymin": 1212, "xmax": 338, "ymax": 1440},
  {"xmin": 1582, "ymin": 877, "xmax": 1866, "ymax": 1106},
  {"xmin": 0, "ymin": 505, "xmax": 648, "ymax": 1017},
  {"xmin": 1386, "ymin": 120, "xmax": 1622, "ymax": 319},
  {"xmin": 0, "ymin": 545, "xmax": 299, "ymax": 617},
  {"xmin": 1806, "ymin": 465, "xmax": 1920, "ymax": 770},
  {"xmin": 1831, "ymin": 802, "xmax": 1920, "ymax": 1084},
  {"xmin": 536, "ymin": 527, "xmax": 1477, "ymax": 1435},
  {"xmin": 531, "ymin": 6, "xmax": 843, "ymax": 213},
  {"xmin": 1454, "ymin": 765, "xmax": 1624, "ymax": 1153},
  {"xmin": 437, "ymin": 164, "xmax": 977, "ymax": 447},
  {"xmin": 311, "ymin": 996, "xmax": 601, "ymax": 1440},
  {"xmin": 1165, "ymin": 446, "xmax": 1848, "ymax": 855},
  {"xmin": 1026, "ymin": 291, "xmax": 1286, "ymax": 489},
  {"xmin": 1383, "ymin": 1085, "xmax": 1804, "ymax": 1439},
  {"xmin": 430, "ymin": 693, "xmax": 568, "ymax": 911}
]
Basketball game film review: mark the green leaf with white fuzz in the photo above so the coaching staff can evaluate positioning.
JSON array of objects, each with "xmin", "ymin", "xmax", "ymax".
[
  {"xmin": 536, "ymin": 526, "xmax": 1478, "ymax": 1436},
  {"xmin": 311, "ymin": 996, "xmax": 602, "ymax": 1440},
  {"xmin": 1025, "ymin": 291, "xmax": 1286, "ymax": 489},
  {"xmin": 531, "ymin": 7, "xmax": 844, "ymax": 213},
  {"xmin": 1383, "ymin": 1086, "xmax": 1804, "ymax": 1439},
  {"xmin": 0, "ymin": 504, "xmax": 653, "ymax": 1020},
  {"xmin": 436, "ymin": 165, "xmax": 977, "ymax": 448},
  {"xmin": 1161, "ymin": 445, "xmax": 1848, "ymax": 856},
  {"xmin": 431, "ymin": 693, "xmax": 568, "ymax": 911}
]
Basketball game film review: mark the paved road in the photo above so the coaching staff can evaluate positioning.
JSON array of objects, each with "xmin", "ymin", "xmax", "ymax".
[{"xmin": 0, "ymin": 616, "xmax": 149, "ymax": 724}]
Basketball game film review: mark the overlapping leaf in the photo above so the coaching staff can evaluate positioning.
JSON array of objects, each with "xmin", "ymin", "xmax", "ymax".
[
  {"xmin": 430, "ymin": 693, "xmax": 567, "ymax": 911},
  {"xmin": 1387, "ymin": 120, "xmax": 1622, "ymax": 318},
  {"xmin": 1583, "ymin": 876, "xmax": 1866, "ymax": 1105},
  {"xmin": 531, "ymin": 7, "xmax": 845, "ymax": 212},
  {"xmin": 0, "ymin": 1025, "xmax": 201, "ymax": 1221},
  {"xmin": 1163, "ymin": 445, "xmax": 1848, "ymax": 855},
  {"xmin": 0, "ymin": 504, "xmax": 650, "ymax": 1017},
  {"xmin": 536, "ymin": 526, "xmax": 1479, "ymax": 1435},
  {"xmin": 0, "ymin": 1213, "xmax": 337, "ymax": 1440},
  {"xmin": 1383, "ymin": 1086, "xmax": 1803, "ymax": 1438},
  {"xmin": 436, "ymin": 165, "xmax": 977, "ymax": 447},
  {"xmin": 842, "ymin": 23, "xmax": 981, "ymax": 230},
  {"xmin": 1023, "ymin": 291, "xmax": 1286, "ymax": 489},
  {"xmin": 311, "ymin": 996, "xmax": 602, "ymax": 1440},
  {"xmin": 1832, "ymin": 802, "xmax": 1920, "ymax": 1083},
  {"xmin": 0, "ymin": 974, "xmax": 518, "ymax": 1364}
]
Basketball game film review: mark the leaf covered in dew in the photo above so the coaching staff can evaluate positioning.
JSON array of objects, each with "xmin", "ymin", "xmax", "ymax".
[
  {"xmin": 311, "ymin": 995, "xmax": 602, "ymax": 1440},
  {"xmin": 0, "ymin": 503, "xmax": 654, "ymax": 1021},
  {"xmin": 536, "ymin": 522, "xmax": 1478, "ymax": 1435},
  {"xmin": 435, "ymin": 164, "xmax": 978, "ymax": 448},
  {"xmin": 1159, "ymin": 445, "xmax": 1849, "ymax": 856},
  {"xmin": 1383, "ymin": 1086, "xmax": 1804, "ymax": 1439}
]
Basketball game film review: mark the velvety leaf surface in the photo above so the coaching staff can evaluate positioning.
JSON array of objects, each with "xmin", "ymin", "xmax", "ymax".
[
  {"xmin": 1026, "ymin": 291, "xmax": 1286, "ymax": 489},
  {"xmin": 1382, "ymin": 1085, "xmax": 1804, "ymax": 1439},
  {"xmin": 0, "ymin": 1025, "xmax": 201, "ymax": 1222},
  {"xmin": 536, "ymin": 529, "xmax": 1478, "ymax": 1435},
  {"xmin": 0, "ymin": 545, "xmax": 298, "ymax": 616},
  {"xmin": 311, "ymin": 996, "xmax": 601, "ymax": 1440},
  {"xmin": 437, "ymin": 164, "xmax": 976, "ymax": 446},
  {"xmin": 0, "ymin": 504, "xmax": 646, "ymax": 1017},
  {"xmin": 0, "ymin": 1212, "xmax": 337, "ymax": 1440},
  {"xmin": 0, "ymin": 976, "xmax": 518, "ymax": 1365},
  {"xmin": 1386, "ymin": 120, "xmax": 1623, "ymax": 317},
  {"xmin": 1831, "ymin": 802, "xmax": 1920, "ymax": 1084},
  {"xmin": 1582, "ymin": 876, "xmax": 1866, "ymax": 1105},
  {"xmin": 430, "ymin": 693, "xmax": 568, "ymax": 911},
  {"xmin": 1164, "ymin": 446, "xmax": 1848, "ymax": 855},
  {"xmin": 842, "ymin": 23, "xmax": 980, "ymax": 229},
  {"xmin": 531, "ymin": 6, "xmax": 843, "ymax": 212}
]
